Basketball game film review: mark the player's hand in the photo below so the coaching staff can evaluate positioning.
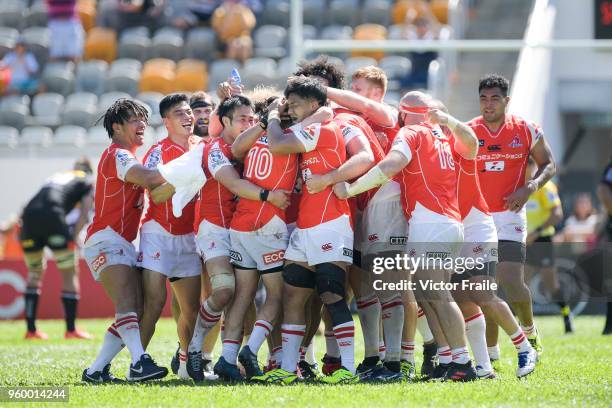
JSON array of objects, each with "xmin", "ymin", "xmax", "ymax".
[
  {"xmin": 306, "ymin": 173, "xmax": 332, "ymax": 194},
  {"xmin": 333, "ymin": 182, "xmax": 350, "ymax": 199},
  {"xmin": 504, "ymin": 182, "xmax": 537, "ymax": 213},
  {"xmin": 426, "ymin": 109, "xmax": 450, "ymax": 126},
  {"xmin": 216, "ymin": 78, "xmax": 243, "ymax": 100},
  {"xmin": 268, "ymin": 189, "xmax": 291, "ymax": 210}
]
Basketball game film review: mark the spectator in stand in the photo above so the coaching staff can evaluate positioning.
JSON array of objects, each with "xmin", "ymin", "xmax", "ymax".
[
  {"xmin": 0, "ymin": 39, "xmax": 39, "ymax": 95},
  {"xmin": 171, "ymin": 0, "xmax": 261, "ymax": 29},
  {"xmin": 561, "ymin": 193, "xmax": 599, "ymax": 243},
  {"xmin": 399, "ymin": 16, "xmax": 439, "ymax": 90},
  {"xmin": 46, "ymin": 0, "xmax": 84, "ymax": 63},
  {"xmin": 99, "ymin": 0, "xmax": 166, "ymax": 33},
  {"xmin": 211, "ymin": 0, "xmax": 256, "ymax": 63}
]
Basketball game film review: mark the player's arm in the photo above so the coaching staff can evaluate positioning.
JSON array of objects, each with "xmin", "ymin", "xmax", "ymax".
[
  {"xmin": 326, "ymin": 87, "xmax": 396, "ymax": 127},
  {"xmin": 151, "ymin": 182, "xmax": 176, "ymax": 205},
  {"xmin": 231, "ymin": 122, "xmax": 266, "ymax": 160},
  {"xmin": 306, "ymin": 127, "xmax": 375, "ymax": 194},
  {"xmin": 528, "ymin": 137, "xmax": 556, "ymax": 191},
  {"xmin": 73, "ymin": 192, "xmax": 93, "ymax": 238},
  {"xmin": 427, "ymin": 109, "xmax": 478, "ymax": 160},
  {"xmin": 333, "ymin": 133, "xmax": 413, "ymax": 199},
  {"xmin": 124, "ymin": 165, "xmax": 166, "ymax": 190},
  {"xmin": 300, "ymin": 105, "xmax": 334, "ymax": 127},
  {"xmin": 214, "ymin": 166, "xmax": 290, "ymax": 210}
]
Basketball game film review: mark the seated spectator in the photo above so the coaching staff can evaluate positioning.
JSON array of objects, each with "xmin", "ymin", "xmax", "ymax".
[
  {"xmin": 0, "ymin": 39, "xmax": 39, "ymax": 95},
  {"xmin": 399, "ymin": 16, "xmax": 439, "ymax": 90},
  {"xmin": 46, "ymin": 0, "xmax": 85, "ymax": 63},
  {"xmin": 562, "ymin": 193, "xmax": 599, "ymax": 243},
  {"xmin": 99, "ymin": 0, "xmax": 166, "ymax": 33},
  {"xmin": 171, "ymin": 0, "xmax": 261, "ymax": 29},
  {"xmin": 211, "ymin": 0, "xmax": 256, "ymax": 63}
]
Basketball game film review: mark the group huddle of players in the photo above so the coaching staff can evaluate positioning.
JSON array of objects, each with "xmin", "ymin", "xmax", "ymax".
[{"xmin": 72, "ymin": 56, "xmax": 557, "ymax": 385}]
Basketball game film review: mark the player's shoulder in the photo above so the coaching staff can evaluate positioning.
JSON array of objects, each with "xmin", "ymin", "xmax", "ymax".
[{"xmin": 466, "ymin": 115, "xmax": 485, "ymax": 128}]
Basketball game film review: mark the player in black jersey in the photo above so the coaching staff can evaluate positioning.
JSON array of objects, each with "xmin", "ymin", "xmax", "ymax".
[{"xmin": 19, "ymin": 157, "xmax": 95, "ymax": 340}]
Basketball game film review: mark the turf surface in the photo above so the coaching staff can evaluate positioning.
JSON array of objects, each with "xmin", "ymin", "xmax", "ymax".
[{"xmin": 1, "ymin": 316, "xmax": 610, "ymax": 407}]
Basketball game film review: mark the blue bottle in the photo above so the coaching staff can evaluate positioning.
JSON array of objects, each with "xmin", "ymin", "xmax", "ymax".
[{"xmin": 230, "ymin": 68, "xmax": 241, "ymax": 86}]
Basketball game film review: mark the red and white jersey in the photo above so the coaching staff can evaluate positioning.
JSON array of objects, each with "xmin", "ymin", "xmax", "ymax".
[
  {"xmin": 456, "ymin": 156, "xmax": 490, "ymax": 220},
  {"xmin": 194, "ymin": 138, "xmax": 239, "ymax": 231},
  {"xmin": 290, "ymin": 120, "xmax": 350, "ymax": 229},
  {"xmin": 231, "ymin": 133, "xmax": 298, "ymax": 232},
  {"xmin": 332, "ymin": 112, "xmax": 386, "ymax": 212},
  {"xmin": 469, "ymin": 114, "xmax": 543, "ymax": 213},
  {"xmin": 141, "ymin": 136, "xmax": 199, "ymax": 235},
  {"xmin": 365, "ymin": 105, "xmax": 401, "ymax": 154},
  {"xmin": 86, "ymin": 143, "xmax": 144, "ymax": 243},
  {"xmin": 391, "ymin": 123, "xmax": 461, "ymax": 222}
]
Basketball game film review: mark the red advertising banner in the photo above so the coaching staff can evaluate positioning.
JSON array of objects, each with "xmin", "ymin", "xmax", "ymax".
[{"xmin": 0, "ymin": 260, "xmax": 173, "ymax": 320}]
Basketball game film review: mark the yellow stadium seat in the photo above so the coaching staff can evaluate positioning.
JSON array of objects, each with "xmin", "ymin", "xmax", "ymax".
[
  {"xmin": 430, "ymin": 0, "xmax": 449, "ymax": 24},
  {"xmin": 352, "ymin": 24, "xmax": 387, "ymax": 60},
  {"xmin": 175, "ymin": 59, "xmax": 208, "ymax": 92},
  {"xmin": 140, "ymin": 58, "xmax": 177, "ymax": 94},
  {"xmin": 391, "ymin": 0, "xmax": 429, "ymax": 25},
  {"xmin": 77, "ymin": 0, "xmax": 97, "ymax": 32},
  {"xmin": 84, "ymin": 28, "xmax": 117, "ymax": 63}
]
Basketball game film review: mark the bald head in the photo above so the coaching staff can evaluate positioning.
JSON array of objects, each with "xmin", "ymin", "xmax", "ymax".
[
  {"xmin": 399, "ymin": 91, "xmax": 432, "ymax": 110},
  {"xmin": 399, "ymin": 91, "xmax": 434, "ymax": 126}
]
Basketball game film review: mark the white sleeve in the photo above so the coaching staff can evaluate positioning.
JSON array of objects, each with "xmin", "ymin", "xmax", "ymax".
[
  {"xmin": 390, "ymin": 136, "xmax": 413, "ymax": 162},
  {"xmin": 207, "ymin": 146, "xmax": 233, "ymax": 178},
  {"xmin": 527, "ymin": 121, "xmax": 543, "ymax": 150},
  {"xmin": 115, "ymin": 149, "xmax": 140, "ymax": 181},
  {"xmin": 289, "ymin": 122, "xmax": 321, "ymax": 152},
  {"xmin": 341, "ymin": 124, "xmax": 367, "ymax": 145},
  {"xmin": 157, "ymin": 144, "xmax": 207, "ymax": 218}
]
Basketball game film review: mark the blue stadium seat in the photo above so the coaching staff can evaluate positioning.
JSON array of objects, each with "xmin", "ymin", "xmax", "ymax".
[
  {"xmin": 62, "ymin": 92, "xmax": 98, "ymax": 128},
  {"xmin": 42, "ymin": 61, "xmax": 75, "ymax": 95},
  {"xmin": 0, "ymin": 95, "xmax": 30, "ymax": 130},
  {"xmin": 254, "ymin": 25, "xmax": 287, "ymax": 59},
  {"xmin": 31, "ymin": 92, "xmax": 64, "ymax": 127}
]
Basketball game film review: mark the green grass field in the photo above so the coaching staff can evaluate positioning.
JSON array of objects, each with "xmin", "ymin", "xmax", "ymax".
[{"xmin": 1, "ymin": 316, "xmax": 610, "ymax": 407}]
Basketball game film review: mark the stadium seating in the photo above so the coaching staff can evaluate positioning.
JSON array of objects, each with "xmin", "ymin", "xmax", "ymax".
[
  {"xmin": 42, "ymin": 61, "xmax": 75, "ymax": 95},
  {"xmin": 87, "ymin": 125, "xmax": 108, "ymax": 145},
  {"xmin": 20, "ymin": 125, "xmax": 53, "ymax": 147},
  {"xmin": 106, "ymin": 59, "xmax": 141, "ymax": 95},
  {"xmin": 53, "ymin": 125, "xmax": 87, "ymax": 147},
  {"xmin": 253, "ymin": 25, "xmax": 287, "ymax": 59},
  {"xmin": 0, "ymin": 0, "xmax": 24, "ymax": 30},
  {"xmin": 175, "ymin": 59, "xmax": 208, "ymax": 93},
  {"xmin": 75, "ymin": 59, "xmax": 108, "ymax": 95},
  {"xmin": 0, "ymin": 125, "xmax": 19, "ymax": 148},
  {"xmin": 139, "ymin": 58, "xmax": 177, "ymax": 94},
  {"xmin": 303, "ymin": 0, "xmax": 326, "ymax": 28},
  {"xmin": 243, "ymin": 57, "xmax": 277, "ymax": 89},
  {"xmin": 97, "ymin": 91, "xmax": 131, "ymax": 116},
  {"xmin": 25, "ymin": 1, "xmax": 48, "ymax": 28},
  {"xmin": 31, "ymin": 92, "xmax": 64, "ymax": 127},
  {"xmin": 260, "ymin": 0, "xmax": 290, "ymax": 27},
  {"xmin": 84, "ymin": 27, "xmax": 117, "ymax": 63},
  {"xmin": 137, "ymin": 91, "xmax": 163, "ymax": 126},
  {"xmin": 77, "ymin": 0, "xmax": 97, "ymax": 32},
  {"xmin": 118, "ymin": 27, "xmax": 151, "ymax": 62},
  {"xmin": 362, "ymin": 0, "xmax": 391, "ymax": 26},
  {"xmin": 328, "ymin": 0, "xmax": 360, "ymax": 27},
  {"xmin": 430, "ymin": 0, "xmax": 450, "ymax": 24},
  {"xmin": 392, "ymin": 0, "xmax": 430, "ymax": 25},
  {"xmin": 345, "ymin": 56, "xmax": 378, "ymax": 75},
  {"xmin": 208, "ymin": 59, "xmax": 240, "ymax": 92},
  {"xmin": 185, "ymin": 27, "xmax": 217, "ymax": 61},
  {"xmin": 379, "ymin": 55, "xmax": 412, "ymax": 80},
  {"xmin": 21, "ymin": 26, "xmax": 50, "ymax": 66},
  {"xmin": 62, "ymin": 92, "xmax": 98, "ymax": 128},
  {"xmin": 151, "ymin": 27, "xmax": 184, "ymax": 61},
  {"xmin": 0, "ymin": 95, "xmax": 30, "ymax": 130}
]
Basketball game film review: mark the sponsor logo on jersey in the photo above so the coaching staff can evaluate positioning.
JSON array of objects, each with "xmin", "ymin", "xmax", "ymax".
[
  {"xmin": 343, "ymin": 248, "xmax": 353, "ymax": 258},
  {"xmin": 263, "ymin": 249, "xmax": 285, "ymax": 265},
  {"xmin": 321, "ymin": 243, "xmax": 333, "ymax": 252},
  {"xmin": 301, "ymin": 168, "xmax": 312, "ymax": 182},
  {"xmin": 229, "ymin": 249, "xmax": 243, "ymax": 262},
  {"xmin": 301, "ymin": 157, "xmax": 320, "ymax": 166},
  {"xmin": 487, "ymin": 144, "xmax": 501, "ymax": 151},
  {"xmin": 514, "ymin": 226, "xmax": 523, "ymax": 233},
  {"xmin": 390, "ymin": 236, "xmax": 407, "ymax": 245},
  {"xmin": 145, "ymin": 147, "xmax": 162, "ymax": 169},
  {"xmin": 478, "ymin": 139, "xmax": 485, "ymax": 147},
  {"xmin": 509, "ymin": 135, "xmax": 523, "ymax": 148},
  {"xmin": 116, "ymin": 151, "xmax": 132, "ymax": 167},
  {"xmin": 92, "ymin": 253, "xmax": 107, "ymax": 272},
  {"xmin": 209, "ymin": 148, "xmax": 225, "ymax": 168},
  {"xmin": 485, "ymin": 161, "xmax": 505, "ymax": 171},
  {"xmin": 299, "ymin": 130, "xmax": 314, "ymax": 141},
  {"xmin": 368, "ymin": 234, "xmax": 379, "ymax": 242},
  {"xmin": 339, "ymin": 341, "xmax": 352, "ymax": 347},
  {"xmin": 153, "ymin": 251, "xmax": 160, "ymax": 260}
]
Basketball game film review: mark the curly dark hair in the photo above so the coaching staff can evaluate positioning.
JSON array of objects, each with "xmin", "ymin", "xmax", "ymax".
[
  {"xmin": 284, "ymin": 76, "xmax": 327, "ymax": 107},
  {"xmin": 100, "ymin": 98, "xmax": 149, "ymax": 139},
  {"xmin": 478, "ymin": 74, "xmax": 510, "ymax": 97},
  {"xmin": 294, "ymin": 55, "xmax": 345, "ymax": 89}
]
